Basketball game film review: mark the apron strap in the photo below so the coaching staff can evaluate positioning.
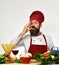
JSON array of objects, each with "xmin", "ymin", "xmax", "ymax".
[
  {"xmin": 43, "ymin": 34, "xmax": 48, "ymax": 51},
  {"xmin": 30, "ymin": 37, "xmax": 32, "ymax": 45},
  {"xmin": 43, "ymin": 34, "xmax": 47, "ymax": 45}
]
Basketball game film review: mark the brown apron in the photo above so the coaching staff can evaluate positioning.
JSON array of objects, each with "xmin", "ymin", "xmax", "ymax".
[{"xmin": 28, "ymin": 34, "xmax": 47, "ymax": 58}]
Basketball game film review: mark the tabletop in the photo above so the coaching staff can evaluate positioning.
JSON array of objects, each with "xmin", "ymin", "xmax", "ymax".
[{"xmin": 0, "ymin": 63, "xmax": 59, "ymax": 65}]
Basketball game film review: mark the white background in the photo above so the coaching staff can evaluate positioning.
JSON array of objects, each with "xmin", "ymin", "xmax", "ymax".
[{"xmin": 0, "ymin": 0, "xmax": 59, "ymax": 53}]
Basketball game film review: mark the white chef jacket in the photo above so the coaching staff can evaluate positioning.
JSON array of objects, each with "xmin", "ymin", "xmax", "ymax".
[{"xmin": 11, "ymin": 33, "xmax": 54, "ymax": 53}]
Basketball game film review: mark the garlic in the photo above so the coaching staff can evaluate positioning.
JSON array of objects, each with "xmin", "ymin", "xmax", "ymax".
[
  {"xmin": 26, "ymin": 53, "xmax": 32, "ymax": 57},
  {"xmin": 20, "ymin": 53, "xmax": 32, "ymax": 57},
  {"xmin": 51, "ymin": 55, "xmax": 55, "ymax": 60},
  {"xmin": 20, "ymin": 54, "xmax": 25, "ymax": 57}
]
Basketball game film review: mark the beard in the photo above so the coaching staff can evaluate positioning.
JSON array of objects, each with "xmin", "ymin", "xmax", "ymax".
[{"xmin": 30, "ymin": 26, "xmax": 39, "ymax": 36}]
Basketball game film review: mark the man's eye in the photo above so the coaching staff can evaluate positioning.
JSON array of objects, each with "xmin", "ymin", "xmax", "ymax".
[
  {"xmin": 30, "ymin": 23, "xmax": 32, "ymax": 25},
  {"xmin": 35, "ymin": 22, "xmax": 38, "ymax": 24}
]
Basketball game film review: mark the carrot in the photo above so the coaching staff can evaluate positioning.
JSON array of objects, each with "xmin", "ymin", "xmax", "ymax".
[{"xmin": 42, "ymin": 51, "xmax": 50, "ymax": 58}]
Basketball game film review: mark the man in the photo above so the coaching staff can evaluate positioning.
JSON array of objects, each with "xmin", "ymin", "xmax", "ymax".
[{"xmin": 11, "ymin": 10, "xmax": 54, "ymax": 57}]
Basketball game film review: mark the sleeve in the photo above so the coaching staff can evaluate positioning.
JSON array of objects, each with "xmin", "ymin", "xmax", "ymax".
[
  {"xmin": 46, "ymin": 35, "xmax": 54, "ymax": 51},
  {"xmin": 10, "ymin": 35, "xmax": 24, "ymax": 48}
]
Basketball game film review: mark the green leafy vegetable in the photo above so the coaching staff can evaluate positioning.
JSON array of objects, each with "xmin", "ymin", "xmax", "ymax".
[
  {"xmin": 34, "ymin": 53, "xmax": 45, "ymax": 62},
  {"xmin": 16, "ymin": 59, "xmax": 22, "ymax": 63},
  {"xmin": 34, "ymin": 51, "xmax": 59, "ymax": 64},
  {"xmin": 0, "ymin": 54, "xmax": 8, "ymax": 63}
]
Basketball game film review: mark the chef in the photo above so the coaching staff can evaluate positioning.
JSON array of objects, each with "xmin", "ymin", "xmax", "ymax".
[{"xmin": 11, "ymin": 10, "xmax": 54, "ymax": 57}]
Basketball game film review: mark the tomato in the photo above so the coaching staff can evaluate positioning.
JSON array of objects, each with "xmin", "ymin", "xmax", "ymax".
[
  {"xmin": 4, "ymin": 53, "xmax": 11, "ymax": 61},
  {"xmin": 8, "ymin": 54, "xmax": 11, "ymax": 61}
]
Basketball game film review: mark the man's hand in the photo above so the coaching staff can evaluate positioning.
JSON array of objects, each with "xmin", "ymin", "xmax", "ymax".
[{"xmin": 19, "ymin": 23, "xmax": 31, "ymax": 37}]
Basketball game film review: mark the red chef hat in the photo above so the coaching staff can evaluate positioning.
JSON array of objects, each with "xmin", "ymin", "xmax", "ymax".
[{"xmin": 30, "ymin": 10, "xmax": 44, "ymax": 24}]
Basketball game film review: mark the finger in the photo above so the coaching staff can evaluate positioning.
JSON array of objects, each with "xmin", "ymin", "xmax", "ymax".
[
  {"xmin": 25, "ymin": 23, "xmax": 31, "ymax": 31},
  {"xmin": 28, "ymin": 28, "xmax": 31, "ymax": 31},
  {"xmin": 26, "ymin": 22, "xmax": 31, "ymax": 27}
]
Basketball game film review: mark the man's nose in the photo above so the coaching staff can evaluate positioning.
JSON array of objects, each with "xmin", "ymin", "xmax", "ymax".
[{"xmin": 31, "ymin": 23, "xmax": 35, "ymax": 27}]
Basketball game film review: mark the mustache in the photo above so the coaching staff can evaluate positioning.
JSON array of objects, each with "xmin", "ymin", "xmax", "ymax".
[{"xmin": 31, "ymin": 26, "xmax": 36, "ymax": 29}]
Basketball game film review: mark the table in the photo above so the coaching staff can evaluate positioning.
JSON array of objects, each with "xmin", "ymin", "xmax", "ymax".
[
  {"xmin": 0, "ymin": 63, "xmax": 59, "ymax": 65},
  {"xmin": 0, "ymin": 62, "xmax": 40, "ymax": 65}
]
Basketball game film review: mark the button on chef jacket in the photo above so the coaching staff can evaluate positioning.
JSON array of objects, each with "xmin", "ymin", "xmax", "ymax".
[{"xmin": 11, "ymin": 33, "xmax": 54, "ymax": 53}]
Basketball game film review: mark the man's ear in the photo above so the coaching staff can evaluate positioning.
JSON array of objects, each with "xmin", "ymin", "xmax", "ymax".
[{"xmin": 40, "ymin": 24, "xmax": 42, "ymax": 28}]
